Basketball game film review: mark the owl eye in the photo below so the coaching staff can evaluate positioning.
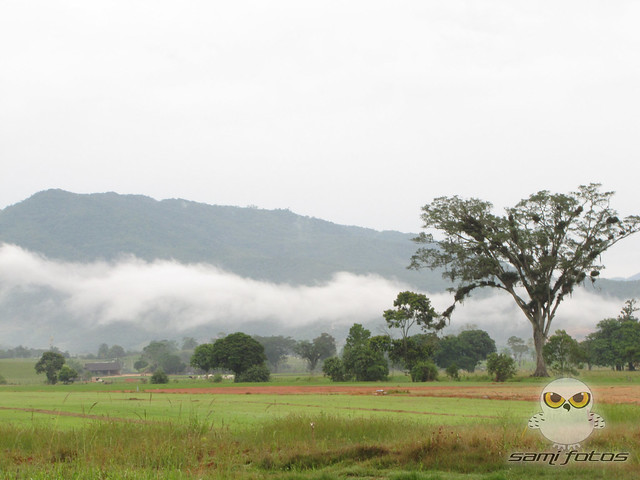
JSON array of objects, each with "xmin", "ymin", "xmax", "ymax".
[
  {"xmin": 544, "ymin": 392, "xmax": 565, "ymax": 408},
  {"xmin": 568, "ymin": 392, "xmax": 590, "ymax": 408}
]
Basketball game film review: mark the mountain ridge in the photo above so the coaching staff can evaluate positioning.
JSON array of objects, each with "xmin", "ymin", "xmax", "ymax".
[{"xmin": 0, "ymin": 189, "xmax": 445, "ymax": 290}]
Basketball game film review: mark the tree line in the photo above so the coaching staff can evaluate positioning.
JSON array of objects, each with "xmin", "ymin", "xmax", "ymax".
[{"xmin": 26, "ymin": 297, "xmax": 638, "ymax": 385}]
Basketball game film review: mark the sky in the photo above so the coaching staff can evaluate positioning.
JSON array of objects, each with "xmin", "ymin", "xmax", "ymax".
[{"xmin": 1, "ymin": 0, "xmax": 639, "ymax": 280}]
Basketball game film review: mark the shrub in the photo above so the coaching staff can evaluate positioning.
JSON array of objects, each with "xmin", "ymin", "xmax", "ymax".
[
  {"xmin": 58, "ymin": 365, "xmax": 79, "ymax": 384},
  {"xmin": 150, "ymin": 369, "xmax": 169, "ymax": 384},
  {"xmin": 236, "ymin": 364, "xmax": 270, "ymax": 382},
  {"xmin": 486, "ymin": 353, "xmax": 517, "ymax": 382},
  {"xmin": 322, "ymin": 357, "xmax": 349, "ymax": 382},
  {"xmin": 410, "ymin": 361, "xmax": 438, "ymax": 382},
  {"xmin": 211, "ymin": 373, "xmax": 223, "ymax": 383},
  {"xmin": 0, "ymin": 374, "xmax": 7, "ymax": 385},
  {"xmin": 445, "ymin": 363, "xmax": 460, "ymax": 381}
]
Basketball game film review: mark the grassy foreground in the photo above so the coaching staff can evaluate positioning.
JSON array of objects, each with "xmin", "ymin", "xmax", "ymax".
[
  {"xmin": 0, "ymin": 367, "xmax": 638, "ymax": 478},
  {"xmin": 0, "ymin": 411, "xmax": 637, "ymax": 479}
]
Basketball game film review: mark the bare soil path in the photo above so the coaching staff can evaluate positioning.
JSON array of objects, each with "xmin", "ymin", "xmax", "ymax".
[{"xmin": 146, "ymin": 384, "xmax": 640, "ymax": 404}]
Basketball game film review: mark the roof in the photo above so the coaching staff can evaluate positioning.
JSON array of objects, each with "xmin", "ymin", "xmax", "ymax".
[{"xmin": 84, "ymin": 362, "xmax": 122, "ymax": 371}]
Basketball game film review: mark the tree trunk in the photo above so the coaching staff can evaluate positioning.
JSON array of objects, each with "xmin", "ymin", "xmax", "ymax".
[{"xmin": 532, "ymin": 327, "xmax": 549, "ymax": 377}]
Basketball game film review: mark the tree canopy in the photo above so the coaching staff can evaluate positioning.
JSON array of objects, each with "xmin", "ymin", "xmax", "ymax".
[
  {"xmin": 383, "ymin": 291, "xmax": 444, "ymax": 371},
  {"xmin": 253, "ymin": 335, "xmax": 296, "ymax": 372},
  {"xmin": 293, "ymin": 333, "xmax": 336, "ymax": 372},
  {"xmin": 586, "ymin": 299, "xmax": 640, "ymax": 371},
  {"xmin": 342, "ymin": 324, "xmax": 388, "ymax": 381},
  {"xmin": 433, "ymin": 329, "xmax": 496, "ymax": 372},
  {"xmin": 543, "ymin": 329, "xmax": 583, "ymax": 376},
  {"xmin": 410, "ymin": 184, "xmax": 640, "ymax": 376},
  {"xmin": 34, "ymin": 351, "xmax": 66, "ymax": 384},
  {"xmin": 190, "ymin": 333, "xmax": 267, "ymax": 379}
]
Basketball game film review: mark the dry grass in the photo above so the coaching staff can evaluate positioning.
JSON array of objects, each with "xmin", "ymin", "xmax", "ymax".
[{"xmin": 0, "ymin": 411, "xmax": 637, "ymax": 479}]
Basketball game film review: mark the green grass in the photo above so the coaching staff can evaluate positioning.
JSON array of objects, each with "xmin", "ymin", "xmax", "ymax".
[
  {"xmin": 0, "ymin": 358, "xmax": 41, "ymax": 384},
  {"xmin": 0, "ymin": 364, "xmax": 638, "ymax": 478},
  {"xmin": 0, "ymin": 389, "xmax": 541, "ymax": 430}
]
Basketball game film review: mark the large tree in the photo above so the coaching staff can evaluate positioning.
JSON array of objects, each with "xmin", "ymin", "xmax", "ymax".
[
  {"xmin": 410, "ymin": 184, "xmax": 640, "ymax": 376},
  {"xmin": 34, "ymin": 351, "xmax": 66, "ymax": 384},
  {"xmin": 190, "ymin": 333, "xmax": 267, "ymax": 380}
]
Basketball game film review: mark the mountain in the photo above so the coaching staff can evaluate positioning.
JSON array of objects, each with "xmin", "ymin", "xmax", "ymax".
[
  {"xmin": 0, "ymin": 189, "xmax": 445, "ymax": 290},
  {"xmin": 1, "ymin": 189, "xmax": 638, "ymax": 353}
]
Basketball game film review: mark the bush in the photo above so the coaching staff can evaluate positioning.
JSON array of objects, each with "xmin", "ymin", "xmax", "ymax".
[
  {"xmin": 150, "ymin": 369, "xmax": 169, "ymax": 384},
  {"xmin": 445, "ymin": 363, "xmax": 460, "ymax": 381},
  {"xmin": 58, "ymin": 365, "xmax": 79, "ymax": 384},
  {"xmin": 0, "ymin": 374, "xmax": 7, "ymax": 385},
  {"xmin": 486, "ymin": 353, "xmax": 517, "ymax": 382},
  {"xmin": 322, "ymin": 357, "xmax": 349, "ymax": 382},
  {"xmin": 410, "ymin": 361, "xmax": 439, "ymax": 382},
  {"xmin": 236, "ymin": 364, "xmax": 270, "ymax": 382},
  {"xmin": 211, "ymin": 373, "xmax": 223, "ymax": 383}
]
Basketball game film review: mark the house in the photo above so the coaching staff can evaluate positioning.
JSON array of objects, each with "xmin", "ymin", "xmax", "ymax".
[{"xmin": 84, "ymin": 361, "xmax": 122, "ymax": 376}]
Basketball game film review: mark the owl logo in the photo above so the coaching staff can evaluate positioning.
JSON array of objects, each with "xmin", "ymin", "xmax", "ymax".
[{"xmin": 528, "ymin": 378, "xmax": 605, "ymax": 451}]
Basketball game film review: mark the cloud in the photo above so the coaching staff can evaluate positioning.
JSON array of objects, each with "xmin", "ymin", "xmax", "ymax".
[
  {"xmin": 0, "ymin": 244, "xmax": 413, "ymax": 331},
  {"xmin": 433, "ymin": 286, "xmax": 624, "ymax": 345},
  {"xmin": 0, "ymin": 244, "xmax": 627, "ymax": 348}
]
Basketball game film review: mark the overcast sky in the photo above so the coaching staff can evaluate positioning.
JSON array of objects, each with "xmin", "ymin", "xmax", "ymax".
[{"xmin": 1, "ymin": 1, "xmax": 639, "ymax": 277}]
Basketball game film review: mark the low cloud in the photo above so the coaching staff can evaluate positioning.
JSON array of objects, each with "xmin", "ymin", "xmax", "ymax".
[
  {"xmin": 0, "ymin": 244, "xmax": 413, "ymax": 331},
  {"xmin": 0, "ymin": 244, "xmax": 627, "ymax": 348}
]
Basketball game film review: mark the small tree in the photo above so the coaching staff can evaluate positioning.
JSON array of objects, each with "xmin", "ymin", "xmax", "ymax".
[
  {"xmin": 58, "ymin": 365, "xmax": 79, "ymax": 384},
  {"xmin": 190, "ymin": 344, "xmax": 216, "ymax": 372},
  {"xmin": 434, "ymin": 330, "xmax": 496, "ymax": 372},
  {"xmin": 322, "ymin": 357, "xmax": 349, "ymax": 382},
  {"xmin": 150, "ymin": 369, "xmax": 169, "ymax": 384},
  {"xmin": 342, "ymin": 324, "xmax": 388, "ymax": 381},
  {"xmin": 486, "ymin": 353, "xmax": 517, "ymax": 382},
  {"xmin": 34, "ymin": 351, "xmax": 66, "ymax": 384},
  {"xmin": 588, "ymin": 299, "xmax": 640, "ymax": 371},
  {"xmin": 445, "ymin": 363, "xmax": 460, "ymax": 381},
  {"xmin": 543, "ymin": 330, "xmax": 583, "ymax": 376},
  {"xmin": 507, "ymin": 336, "xmax": 529, "ymax": 366},
  {"xmin": 387, "ymin": 333, "xmax": 439, "ymax": 372},
  {"xmin": 410, "ymin": 361, "xmax": 439, "ymax": 382},
  {"xmin": 236, "ymin": 364, "xmax": 270, "ymax": 383},
  {"xmin": 294, "ymin": 333, "xmax": 336, "ymax": 372},
  {"xmin": 383, "ymin": 291, "xmax": 444, "ymax": 371}
]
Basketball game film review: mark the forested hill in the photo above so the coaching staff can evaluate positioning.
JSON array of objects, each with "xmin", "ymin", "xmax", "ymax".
[
  {"xmin": 0, "ymin": 189, "xmax": 444, "ymax": 290},
  {"xmin": 0, "ymin": 189, "xmax": 638, "ymax": 297}
]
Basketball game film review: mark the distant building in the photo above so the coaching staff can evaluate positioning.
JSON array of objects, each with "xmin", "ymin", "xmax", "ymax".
[{"xmin": 84, "ymin": 361, "xmax": 122, "ymax": 376}]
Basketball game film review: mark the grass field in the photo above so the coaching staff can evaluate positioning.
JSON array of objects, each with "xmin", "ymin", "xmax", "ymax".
[{"xmin": 0, "ymin": 363, "xmax": 638, "ymax": 479}]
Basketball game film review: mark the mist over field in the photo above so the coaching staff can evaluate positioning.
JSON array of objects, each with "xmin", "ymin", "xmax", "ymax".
[{"xmin": 0, "ymin": 243, "xmax": 626, "ymax": 351}]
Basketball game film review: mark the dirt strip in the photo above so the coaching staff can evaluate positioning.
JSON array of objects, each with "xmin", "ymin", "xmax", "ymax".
[{"xmin": 143, "ymin": 384, "xmax": 640, "ymax": 405}]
